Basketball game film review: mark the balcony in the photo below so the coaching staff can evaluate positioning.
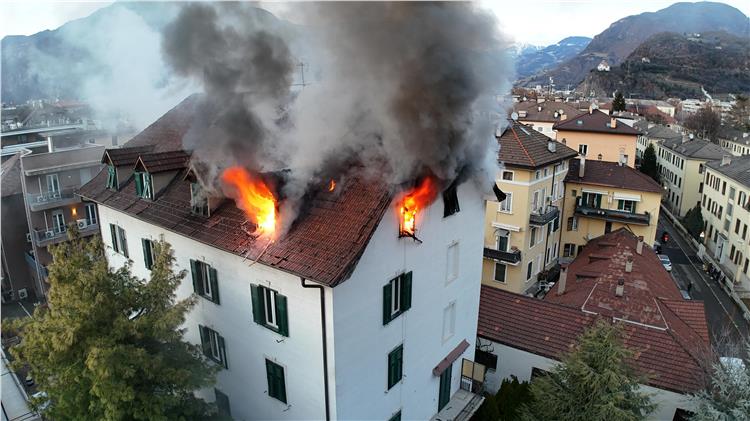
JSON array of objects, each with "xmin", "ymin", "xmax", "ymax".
[
  {"xmin": 483, "ymin": 247, "xmax": 522, "ymax": 264},
  {"xmin": 575, "ymin": 204, "xmax": 650, "ymax": 226},
  {"xmin": 27, "ymin": 187, "xmax": 78, "ymax": 211},
  {"xmin": 24, "ymin": 250, "xmax": 48, "ymax": 278},
  {"xmin": 529, "ymin": 205, "xmax": 559, "ymax": 226},
  {"xmin": 32, "ymin": 222, "xmax": 99, "ymax": 247}
]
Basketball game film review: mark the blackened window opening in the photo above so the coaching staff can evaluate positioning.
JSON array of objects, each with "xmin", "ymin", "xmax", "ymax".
[{"xmin": 443, "ymin": 181, "xmax": 460, "ymax": 217}]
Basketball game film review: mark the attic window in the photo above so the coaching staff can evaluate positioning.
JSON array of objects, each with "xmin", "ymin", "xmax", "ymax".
[
  {"xmin": 576, "ymin": 120, "xmax": 583, "ymax": 125},
  {"xmin": 443, "ymin": 181, "xmax": 460, "ymax": 217},
  {"xmin": 134, "ymin": 171, "xmax": 153, "ymax": 199},
  {"xmin": 106, "ymin": 165, "xmax": 117, "ymax": 189},
  {"xmin": 191, "ymin": 183, "xmax": 210, "ymax": 217}
]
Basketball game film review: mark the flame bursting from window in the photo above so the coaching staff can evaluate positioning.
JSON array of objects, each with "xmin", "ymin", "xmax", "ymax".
[
  {"xmin": 328, "ymin": 179, "xmax": 336, "ymax": 192},
  {"xmin": 398, "ymin": 177, "xmax": 438, "ymax": 237},
  {"xmin": 221, "ymin": 166, "xmax": 277, "ymax": 237}
]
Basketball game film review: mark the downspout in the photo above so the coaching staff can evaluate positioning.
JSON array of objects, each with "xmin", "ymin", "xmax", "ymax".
[
  {"xmin": 301, "ymin": 277, "xmax": 331, "ymax": 421},
  {"xmin": 543, "ymin": 163, "xmax": 557, "ymax": 270}
]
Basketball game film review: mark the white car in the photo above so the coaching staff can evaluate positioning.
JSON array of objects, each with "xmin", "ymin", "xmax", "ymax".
[{"xmin": 658, "ymin": 254, "xmax": 672, "ymax": 272}]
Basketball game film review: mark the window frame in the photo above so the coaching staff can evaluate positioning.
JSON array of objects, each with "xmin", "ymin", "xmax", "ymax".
[
  {"xmin": 493, "ymin": 262, "xmax": 507, "ymax": 283},
  {"xmin": 498, "ymin": 192, "xmax": 513, "ymax": 213},
  {"xmin": 387, "ymin": 344, "xmax": 404, "ymax": 390},
  {"xmin": 199, "ymin": 325, "xmax": 227, "ymax": 369},
  {"xmin": 109, "ymin": 224, "xmax": 129, "ymax": 257},
  {"xmin": 251, "ymin": 284, "xmax": 290, "ymax": 336},
  {"xmin": 501, "ymin": 170, "xmax": 514, "ymax": 181},
  {"xmin": 382, "ymin": 272, "xmax": 412, "ymax": 325},
  {"xmin": 142, "ymin": 238, "xmax": 156, "ymax": 270},
  {"xmin": 578, "ymin": 144, "xmax": 588, "ymax": 156},
  {"xmin": 265, "ymin": 359, "xmax": 287, "ymax": 404},
  {"xmin": 190, "ymin": 182, "xmax": 210, "ymax": 217},
  {"xmin": 191, "ymin": 259, "xmax": 220, "ymax": 304}
]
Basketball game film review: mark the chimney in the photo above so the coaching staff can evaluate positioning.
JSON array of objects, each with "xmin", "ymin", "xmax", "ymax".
[
  {"xmin": 547, "ymin": 140, "xmax": 556, "ymax": 153},
  {"xmin": 578, "ymin": 156, "xmax": 586, "ymax": 178},
  {"xmin": 610, "ymin": 117, "xmax": 617, "ymax": 129},
  {"xmin": 557, "ymin": 263, "xmax": 569, "ymax": 295},
  {"xmin": 588, "ymin": 105, "xmax": 594, "ymax": 114},
  {"xmin": 625, "ymin": 258, "xmax": 633, "ymax": 273},
  {"xmin": 721, "ymin": 155, "xmax": 731, "ymax": 166},
  {"xmin": 615, "ymin": 278, "xmax": 625, "ymax": 297},
  {"xmin": 560, "ymin": 113, "xmax": 567, "ymax": 121},
  {"xmin": 636, "ymin": 236, "xmax": 644, "ymax": 255},
  {"xmin": 47, "ymin": 136, "xmax": 54, "ymax": 153},
  {"xmin": 538, "ymin": 105, "xmax": 543, "ymax": 112}
]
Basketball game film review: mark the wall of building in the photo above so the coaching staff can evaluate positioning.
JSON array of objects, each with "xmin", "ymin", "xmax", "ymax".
[
  {"xmin": 522, "ymin": 121, "xmax": 557, "ymax": 139},
  {"xmin": 557, "ymin": 130, "xmax": 636, "ymax": 168},
  {"xmin": 0, "ymin": 193, "xmax": 36, "ymax": 301},
  {"xmin": 656, "ymin": 144, "xmax": 705, "ymax": 218},
  {"xmin": 332, "ymin": 180, "xmax": 485, "ymax": 420},
  {"xmin": 719, "ymin": 138, "xmax": 750, "ymax": 157}
]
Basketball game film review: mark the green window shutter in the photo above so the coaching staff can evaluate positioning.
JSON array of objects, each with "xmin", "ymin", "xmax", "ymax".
[
  {"xmin": 218, "ymin": 335, "xmax": 227, "ymax": 369},
  {"xmin": 110, "ymin": 224, "xmax": 118, "ymax": 253},
  {"xmin": 209, "ymin": 267, "xmax": 220, "ymax": 304},
  {"xmin": 383, "ymin": 283, "xmax": 393, "ymax": 325},
  {"xmin": 134, "ymin": 172, "xmax": 143, "ymax": 196},
  {"xmin": 266, "ymin": 359, "xmax": 287, "ymax": 403},
  {"xmin": 266, "ymin": 360, "xmax": 274, "ymax": 398},
  {"xmin": 251, "ymin": 285, "xmax": 264, "ymax": 324},
  {"xmin": 119, "ymin": 227, "xmax": 128, "ymax": 258},
  {"xmin": 278, "ymin": 364, "xmax": 287, "ymax": 404},
  {"xmin": 401, "ymin": 272, "xmax": 412, "ymax": 312},
  {"xmin": 190, "ymin": 260, "xmax": 200, "ymax": 294},
  {"xmin": 276, "ymin": 293, "xmax": 289, "ymax": 337},
  {"xmin": 198, "ymin": 325, "xmax": 209, "ymax": 357},
  {"xmin": 389, "ymin": 411, "xmax": 402, "ymax": 421},
  {"xmin": 141, "ymin": 239, "xmax": 152, "ymax": 269},
  {"xmin": 388, "ymin": 345, "xmax": 403, "ymax": 389}
]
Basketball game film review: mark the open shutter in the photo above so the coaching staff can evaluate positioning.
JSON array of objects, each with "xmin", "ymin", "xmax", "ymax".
[
  {"xmin": 198, "ymin": 325, "xmax": 209, "ymax": 357},
  {"xmin": 383, "ymin": 283, "xmax": 392, "ymax": 325},
  {"xmin": 190, "ymin": 260, "xmax": 200, "ymax": 294},
  {"xmin": 109, "ymin": 224, "xmax": 118, "ymax": 253},
  {"xmin": 218, "ymin": 335, "xmax": 227, "ymax": 369},
  {"xmin": 141, "ymin": 239, "xmax": 151, "ymax": 269},
  {"xmin": 209, "ymin": 267, "xmax": 220, "ymax": 304},
  {"xmin": 276, "ymin": 293, "xmax": 289, "ymax": 337},
  {"xmin": 401, "ymin": 272, "xmax": 412, "ymax": 312},
  {"xmin": 134, "ymin": 173, "xmax": 143, "ymax": 196},
  {"xmin": 278, "ymin": 365, "xmax": 287, "ymax": 403},
  {"xmin": 251, "ymin": 285, "xmax": 264, "ymax": 324},
  {"xmin": 119, "ymin": 227, "xmax": 128, "ymax": 258}
]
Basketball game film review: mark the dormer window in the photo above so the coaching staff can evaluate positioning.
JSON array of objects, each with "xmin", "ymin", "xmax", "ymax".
[
  {"xmin": 106, "ymin": 165, "xmax": 117, "ymax": 189},
  {"xmin": 191, "ymin": 182, "xmax": 210, "ymax": 217},
  {"xmin": 134, "ymin": 172, "xmax": 153, "ymax": 199}
]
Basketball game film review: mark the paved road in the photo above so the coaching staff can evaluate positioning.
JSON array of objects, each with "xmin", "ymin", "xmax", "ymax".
[{"xmin": 657, "ymin": 214, "xmax": 749, "ymax": 353}]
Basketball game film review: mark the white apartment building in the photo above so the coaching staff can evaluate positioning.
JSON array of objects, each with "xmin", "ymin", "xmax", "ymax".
[
  {"xmin": 717, "ymin": 126, "xmax": 750, "ymax": 157},
  {"xmin": 78, "ymin": 98, "xmax": 490, "ymax": 421},
  {"xmin": 634, "ymin": 122, "xmax": 681, "ymax": 165}
]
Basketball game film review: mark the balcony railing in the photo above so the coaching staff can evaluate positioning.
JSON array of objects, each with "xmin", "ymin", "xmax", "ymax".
[
  {"xmin": 32, "ymin": 222, "xmax": 99, "ymax": 246},
  {"xmin": 574, "ymin": 204, "xmax": 650, "ymax": 226},
  {"xmin": 483, "ymin": 247, "xmax": 522, "ymax": 264},
  {"xmin": 27, "ymin": 187, "xmax": 76, "ymax": 206},
  {"xmin": 529, "ymin": 205, "xmax": 559, "ymax": 226}
]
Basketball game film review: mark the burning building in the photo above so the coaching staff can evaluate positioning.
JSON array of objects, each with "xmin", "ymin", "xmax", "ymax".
[{"xmin": 78, "ymin": 94, "xmax": 499, "ymax": 420}]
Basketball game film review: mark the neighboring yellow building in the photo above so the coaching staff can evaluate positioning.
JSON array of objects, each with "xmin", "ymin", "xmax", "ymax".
[
  {"xmin": 554, "ymin": 109, "xmax": 640, "ymax": 167},
  {"xmin": 560, "ymin": 158, "xmax": 663, "ymax": 259},
  {"xmin": 482, "ymin": 120, "xmax": 578, "ymax": 294},
  {"xmin": 701, "ymin": 155, "xmax": 750, "ymax": 293}
]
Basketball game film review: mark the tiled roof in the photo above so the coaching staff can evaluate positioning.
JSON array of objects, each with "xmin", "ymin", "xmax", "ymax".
[
  {"xmin": 123, "ymin": 95, "xmax": 203, "ymax": 153},
  {"xmin": 77, "ymin": 97, "xmax": 394, "ymax": 287},
  {"xmin": 1, "ymin": 153, "xmax": 23, "ymax": 197},
  {"xmin": 104, "ymin": 146, "xmax": 154, "ymax": 167},
  {"xmin": 566, "ymin": 159, "xmax": 663, "ymax": 193},
  {"xmin": 554, "ymin": 109, "xmax": 641, "ymax": 135},
  {"xmin": 661, "ymin": 137, "xmax": 725, "ymax": 160},
  {"xmin": 705, "ymin": 155, "xmax": 750, "ymax": 188},
  {"xmin": 635, "ymin": 123, "xmax": 682, "ymax": 142},
  {"xmin": 717, "ymin": 125, "xmax": 749, "ymax": 142},
  {"xmin": 514, "ymin": 101, "xmax": 582, "ymax": 124},
  {"xmin": 136, "ymin": 150, "xmax": 191, "ymax": 173},
  {"xmin": 498, "ymin": 120, "xmax": 578, "ymax": 169},
  {"xmin": 479, "ymin": 285, "xmax": 709, "ymax": 394}
]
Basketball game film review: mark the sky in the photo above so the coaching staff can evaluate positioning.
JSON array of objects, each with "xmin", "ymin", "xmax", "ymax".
[{"xmin": 1, "ymin": 0, "xmax": 749, "ymax": 45}]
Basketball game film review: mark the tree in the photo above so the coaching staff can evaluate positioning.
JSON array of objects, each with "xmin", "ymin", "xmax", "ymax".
[
  {"xmin": 612, "ymin": 92, "xmax": 627, "ymax": 112},
  {"xmin": 682, "ymin": 203, "xmax": 705, "ymax": 240},
  {"xmin": 9, "ymin": 230, "xmax": 218, "ymax": 420},
  {"xmin": 729, "ymin": 94, "xmax": 750, "ymax": 130},
  {"xmin": 520, "ymin": 320, "xmax": 655, "ymax": 421},
  {"xmin": 473, "ymin": 392, "xmax": 500, "ymax": 421},
  {"xmin": 496, "ymin": 375, "xmax": 531, "ymax": 420},
  {"xmin": 684, "ymin": 105, "xmax": 722, "ymax": 141},
  {"xmin": 690, "ymin": 343, "xmax": 750, "ymax": 421},
  {"xmin": 639, "ymin": 143, "xmax": 659, "ymax": 183}
]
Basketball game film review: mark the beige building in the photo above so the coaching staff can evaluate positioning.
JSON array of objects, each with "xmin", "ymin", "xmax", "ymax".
[
  {"xmin": 634, "ymin": 121, "xmax": 681, "ymax": 166},
  {"xmin": 701, "ymin": 155, "xmax": 750, "ymax": 293},
  {"xmin": 513, "ymin": 100, "xmax": 581, "ymax": 139},
  {"xmin": 482, "ymin": 120, "xmax": 578, "ymax": 294},
  {"xmin": 554, "ymin": 109, "xmax": 640, "ymax": 167},
  {"xmin": 657, "ymin": 137, "xmax": 724, "ymax": 218},
  {"xmin": 717, "ymin": 126, "xmax": 750, "ymax": 157},
  {"xmin": 560, "ymin": 158, "xmax": 663, "ymax": 259}
]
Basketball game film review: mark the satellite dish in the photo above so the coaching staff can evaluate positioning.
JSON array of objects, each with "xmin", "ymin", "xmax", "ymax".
[{"xmin": 511, "ymin": 112, "xmax": 519, "ymax": 121}]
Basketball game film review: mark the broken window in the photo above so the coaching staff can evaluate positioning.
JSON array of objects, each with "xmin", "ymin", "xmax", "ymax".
[
  {"xmin": 443, "ymin": 181, "xmax": 460, "ymax": 217},
  {"xmin": 190, "ymin": 182, "xmax": 210, "ymax": 217}
]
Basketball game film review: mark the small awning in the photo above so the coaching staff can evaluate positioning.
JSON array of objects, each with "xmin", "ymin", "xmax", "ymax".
[
  {"xmin": 582, "ymin": 188, "xmax": 608, "ymax": 195},
  {"xmin": 433, "ymin": 339, "xmax": 470, "ymax": 376},
  {"xmin": 613, "ymin": 193, "xmax": 642, "ymax": 202}
]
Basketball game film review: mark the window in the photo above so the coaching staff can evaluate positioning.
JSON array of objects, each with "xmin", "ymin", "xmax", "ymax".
[
  {"xmin": 191, "ymin": 260, "xmax": 220, "ymax": 304},
  {"xmin": 442, "ymin": 182, "xmax": 460, "ymax": 217},
  {"xmin": 529, "ymin": 227, "xmax": 537, "ymax": 248},
  {"xmin": 723, "ymin": 219, "xmax": 730, "ymax": 232},
  {"xmin": 597, "ymin": 153, "xmax": 603, "ymax": 160},
  {"xmin": 52, "ymin": 210, "xmax": 65, "ymax": 233},
  {"xmin": 580, "ymin": 192, "xmax": 602, "ymax": 208},
  {"xmin": 251, "ymin": 285, "xmax": 289, "ymax": 336},
  {"xmin": 496, "ymin": 231, "xmax": 509, "ymax": 251},
  {"xmin": 46, "ymin": 174, "xmax": 60, "ymax": 194},
  {"xmin": 493, "ymin": 263, "xmax": 507, "ymax": 283},
  {"xmin": 728, "ymin": 203, "xmax": 734, "ymax": 217},
  {"xmin": 742, "ymin": 224, "xmax": 747, "ymax": 240},
  {"xmin": 134, "ymin": 171, "xmax": 153, "ymax": 199},
  {"xmin": 266, "ymin": 359, "xmax": 287, "ymax": 403},
  {"xmin": 85, "ymin": 203, "xmax": 97, "ymax": 226},
  {"xmin": 446, "ymin": 242, "xmax": 459, "ymax": 283},
  {"xmin": 106, "ymin": 165, "xmax": 117, "ymax": 189},
  {"xmin": 578, "ymin": 144, "xmax": 588, "ymax": 156},
  {"xmin": 501, "ymin": 171, "xmax": 514, "ymax": 181},
  {"xmin": 563, "ymin": 243, "xmax": 576, "ymax": 257},
  {"xmin": 191, "ymin": 183, "xmax": 209, "ymax": 217},
  {"xmin": 215, "ymin": 389, "xmax": 231, "ymax": 418},
  {"xmin": 736, "ymin": 219, "xmax": 742, "ymax": 234},
  {"xmin": 141, "ymin": 239, "xmax": 156, "ymax": 270},
  {"xmin": 442, "ymin": 302, "xmax": 456, "ymax": 341},
  {"xmin": 566, "ymin": 216, "xmax": 578, "ymax": 231},
  {"xmin": 535, "ymin": 170, "xmax": 541, "ymax": 180},
  {"xmin": 199, "ymin": 325, "xmax": 227, "ymax": 368},
  {"xmin": 526, "ymin": 261, "xmax": 533, "ymax": 280},
  {"xmin": 383, "ymin": 272, "xmax": 412, "ymax": 324},
  {"xmin": 729, "ymin": 187, "xmax": 736, "ymax": 200},
  {"xmin": 475, "ymin": 348, "xmax": 497, "ymax": 370},
  {"xmin": 617, "ymin": 200, "xmax": 636, "ymax": 213},
  {"xmin": 109, "ymin": 224, "xmax": 129, "ymax": 257},
  {"xmin": 498, "ymin": 192, "xmax": 512, "ymax": 212},
  {"xmin": 387, "ymin": 345, "xmax": 404, "ymax": 389},
  {"xmin": 532, "ymin": 189, "xmax": 540, "ymax": 211}
]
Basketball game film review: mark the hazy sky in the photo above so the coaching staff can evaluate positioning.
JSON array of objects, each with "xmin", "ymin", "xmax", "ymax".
[{"xmin": 1, "ymin": 0, "xmax": 749, "ymax": 45}]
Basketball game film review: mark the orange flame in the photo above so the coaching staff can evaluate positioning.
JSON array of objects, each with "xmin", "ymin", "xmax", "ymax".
[
  {"xmin": 221, "ymin": 166, "xmax": 277, "ymax": 237},
  {"xmin": 328, "ymin": 179, "xmax": 336, "ymax": 192},
  {"xmin": 398, "ymin": 177, "xmax": 438, "ymax": 237}
]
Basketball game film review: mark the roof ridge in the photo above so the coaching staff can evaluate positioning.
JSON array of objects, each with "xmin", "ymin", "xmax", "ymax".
[{"xmin": 508, "ymin": 124, "xmax": 536, "ymax": 167}]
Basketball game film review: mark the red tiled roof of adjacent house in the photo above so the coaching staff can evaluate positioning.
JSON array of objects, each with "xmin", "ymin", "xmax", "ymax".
[
  {"xmin": 103, "ymin": 145, "xmax": 154, "ymax": 167},
  {"xmin": 478, "ymin": 285, "xmax": 709, "ymax": 394},
  {"xmin": 498, "ymin": 120, "xmax": 578, "ymax": 169},
  {"xmin": 136, "ymin": 150, "xmax": 191, "ymax": 174},
  {"xmin": 77, "ymin": 96, "xmax": 394, "ymax": 287},
  {"xmin": 1, "ymin": 153, "xmax": 24, "ymax": 197},
  {"xmin": 566, "ymin": 159, "xmax": 663, "ymax": 194},
  {"xmin": 553, "ymin": 109, "xmax": 641, "ymax": 135},
  {"xmin": 514, "ymin": 101, "xmax": 582, "ymax": 124}
]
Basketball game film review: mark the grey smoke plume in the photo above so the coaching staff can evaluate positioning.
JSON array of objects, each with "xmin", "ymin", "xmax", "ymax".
[{"xmin": 162, "ymin": 2, "xmax": 512, "ymax": 232}]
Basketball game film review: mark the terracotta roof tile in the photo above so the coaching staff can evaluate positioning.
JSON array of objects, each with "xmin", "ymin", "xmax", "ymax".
[
  {"xmin": 136, "ymin": 150, "xmax": 191, "ymax": 173},
  {"xmin": 498, "ymin": 120, "xmax": 578, "ymax": 169},
  {"xmin": 553, "ymin": 109, "xmax": 641, "ymax": 135},
  {"xmin": 104, "ymin": 146, "xmax": 154, "ymax": 166}
]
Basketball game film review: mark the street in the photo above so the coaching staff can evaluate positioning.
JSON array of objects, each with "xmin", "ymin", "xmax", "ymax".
[{"xmin": 657, "ymin": 213, "xmax": 750, "ymax": 352}]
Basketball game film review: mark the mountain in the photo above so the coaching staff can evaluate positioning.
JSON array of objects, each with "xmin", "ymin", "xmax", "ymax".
[
  {"xmin": 519, "ymin": 2, "xmax": 750, "ymax": 88},
  {"xmin": 578, "ymin": 31, "xmax": 750, "ymax": 98},
  {"xmin": 514, "ymin": 36, "xmax": 591, "ymax": 81}
]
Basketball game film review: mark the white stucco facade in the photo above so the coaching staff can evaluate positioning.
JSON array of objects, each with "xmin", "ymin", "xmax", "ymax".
[{"xmin": 96, "ymin": 179, "xmax": 486, "ymax": 420}]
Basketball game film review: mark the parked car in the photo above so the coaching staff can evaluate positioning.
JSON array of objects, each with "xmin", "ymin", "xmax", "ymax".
[
  {"xmin": 658, "ymin": 254, "xmax": 672, "ymax": 272},
  {"xmin": 653, "ymin": 241, "xmax": 662, "ymax": 254}
]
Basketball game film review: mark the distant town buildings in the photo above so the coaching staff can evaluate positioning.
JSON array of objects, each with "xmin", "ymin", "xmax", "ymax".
[{"xmin": 596, "ymin": 60, "xmax": 610, "ymax": 72}]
